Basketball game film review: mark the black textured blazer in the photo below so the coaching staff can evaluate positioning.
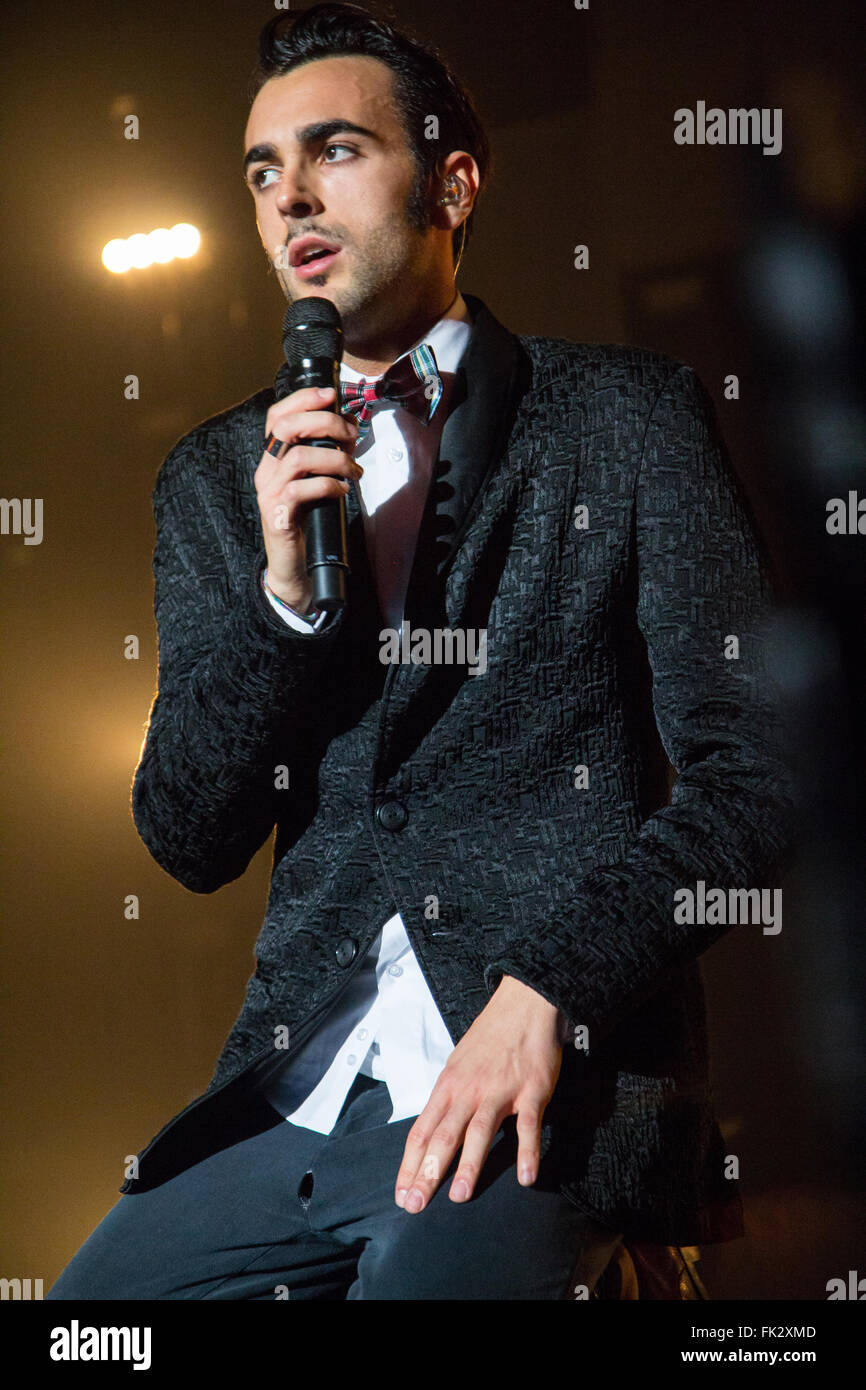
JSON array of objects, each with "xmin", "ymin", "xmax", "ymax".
[{"xmin": 122, "ymin": 292, "xmax": 794, "ymax": 1244}]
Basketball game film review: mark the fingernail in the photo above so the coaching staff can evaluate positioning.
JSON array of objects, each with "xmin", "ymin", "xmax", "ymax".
[
  {"xmin": 395, "ymin": 1188, "xmax": 407, "ymax": 1208},
  {"xmin": 404, "ymin": 1189, "xmax": 424, "ymax": 1213},
  {"xmin": 450, "ymin": 1178, "xmax": 469, "ymax": 1201},
  {"xmin": 519, "ymin": 1166, "xmax": 534, "ymax": 1185},
  {"xmin": 317, "ymin": 386, "xmax": 333, "ymax": 397}
]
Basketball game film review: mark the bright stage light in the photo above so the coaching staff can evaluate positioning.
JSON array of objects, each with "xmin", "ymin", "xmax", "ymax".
[
  {"xmin": 170, "ymin": 223, "xmax": 201, "ymax": 258},
  {"xmin": 102, "ymin": 239, "xmax": 132, "ymax": 274},
  {"xmin": 147, "ymin": 227, "xmax": 175, "ymax": 263},
  {"xmin": 100, "ymin": 223, "xmax": 202, "ymax": 273},
  {"xmin": 126, "ymin": 233, "xmax": 153, "ymax": 269}
]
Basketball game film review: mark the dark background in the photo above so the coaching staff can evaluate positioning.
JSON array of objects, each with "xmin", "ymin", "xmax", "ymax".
[{"xmin": 2, "ymin": 0, "xmax": 864, "ymax": 1299}]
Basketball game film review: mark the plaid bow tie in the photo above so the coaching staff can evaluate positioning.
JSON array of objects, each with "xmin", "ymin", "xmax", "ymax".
[{"xmin": 339, "ymin": 343, "xmax": 442, "ymax": 439}]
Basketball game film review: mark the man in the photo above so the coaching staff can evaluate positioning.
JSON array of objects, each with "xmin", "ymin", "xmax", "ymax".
[{"xmin": 47, "ymin": 4, "xmax": 793, "ymax": 1300}]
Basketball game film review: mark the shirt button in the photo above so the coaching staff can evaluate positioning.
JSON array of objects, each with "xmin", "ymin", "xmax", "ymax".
[
  {"xmin": 387, "ymin": 964, "xmax": 403, "ymax": 978},
  {"xmin": 347, "ymin": 1055, "xmax": 356, "ymax": 1065},
  {"xmin": 388, "ymin": 447, "xmax": 404, "ymax": 461},
  {"xmin": 356, "ymin": 1028, "xmax": 368, "ymax": 1040}
]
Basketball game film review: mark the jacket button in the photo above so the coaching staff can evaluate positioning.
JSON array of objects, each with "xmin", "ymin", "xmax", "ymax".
[
  {"xmin": 335, "ymin": 938, "xmax": 357, "ymax": 967},
  {"xmin": 376, "ymin": 798, "xmax": 408, "ymax": 831}
]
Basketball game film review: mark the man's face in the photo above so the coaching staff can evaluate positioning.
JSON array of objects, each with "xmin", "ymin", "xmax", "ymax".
[{"xmin": 243, "ymin": 54, "xmax": 436, "ymax": 340}]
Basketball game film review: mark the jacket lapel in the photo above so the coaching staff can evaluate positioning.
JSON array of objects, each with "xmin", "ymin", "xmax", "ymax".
[{"xmin": 402, "ymin": 292, "xmax": 523, "ymax": 627}]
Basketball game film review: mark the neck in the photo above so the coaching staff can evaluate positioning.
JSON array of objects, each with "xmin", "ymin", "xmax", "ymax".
[{"xmin": 342, "ymin": 286, "xmax": 461, "ymax": 375}]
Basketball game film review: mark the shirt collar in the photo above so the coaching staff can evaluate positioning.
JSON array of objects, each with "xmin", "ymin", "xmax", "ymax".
[{"xmin": 339, "ymin": 291, "xmax": 473, "ymax": 383}]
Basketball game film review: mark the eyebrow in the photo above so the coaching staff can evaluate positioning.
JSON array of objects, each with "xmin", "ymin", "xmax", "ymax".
[{"xmin": 243, "ymin": 120, "xmax": 380, "ymax": 176}]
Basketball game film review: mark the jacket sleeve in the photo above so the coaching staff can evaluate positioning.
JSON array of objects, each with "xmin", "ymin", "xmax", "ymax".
[
  {"xmin": 483, "ymin": 363, "xmax": 798, "ymax": 1042},
  {"xmin": 132, "ymin": 436, "xmax": 344, "ymax": 893}
]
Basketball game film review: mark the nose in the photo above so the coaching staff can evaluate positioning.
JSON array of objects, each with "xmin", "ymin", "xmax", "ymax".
[{"xmin": 275, "ymin": 166, "xmax": 322, "ymax": 220}]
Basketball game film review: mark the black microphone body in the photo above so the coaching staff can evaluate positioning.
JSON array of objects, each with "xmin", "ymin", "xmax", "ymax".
[{"xmin": 281, "ymin": 299, "xmax": 350, "ymax": 612}]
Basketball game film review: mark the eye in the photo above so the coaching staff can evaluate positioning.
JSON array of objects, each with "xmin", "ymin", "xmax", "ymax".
[
  {"xmin": 322, "ymin": 143, "xmax": 356, "ymax": 163},
  {"xmin": 248, "ymin": 143, "xmax": 357, "ymax": 190},
  {"xmin": 251, "ymin": 167, "xmax": 280, "ymax": 190}
]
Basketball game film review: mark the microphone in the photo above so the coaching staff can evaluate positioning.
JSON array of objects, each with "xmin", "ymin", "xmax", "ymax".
[{"xmin": 280, "ymin": 297, "xmax": 350, "ymax": 612}]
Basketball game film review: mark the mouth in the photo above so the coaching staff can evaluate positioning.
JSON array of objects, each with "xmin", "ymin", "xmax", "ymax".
[{"xmin": 289, "ymin": 237, "xmax": 343, "ymax": 278}]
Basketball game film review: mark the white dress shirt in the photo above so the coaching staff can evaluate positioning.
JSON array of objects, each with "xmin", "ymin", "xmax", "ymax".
[{"xmin": 258, "ymin": 293, "xmax": 473, "ymax": 1132}]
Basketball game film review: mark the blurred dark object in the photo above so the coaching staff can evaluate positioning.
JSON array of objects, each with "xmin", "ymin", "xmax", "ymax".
[
  {"xmin": 734, "ymin": 64, "xmax": 866, "ymax": 1182},
  {"xmin": 592, "ymin": 1244, "xmax": 709, "ymax": 1300},
  {"xmin": 623, "ymin": 60, "xmax": 865, "ymax": 1194}
]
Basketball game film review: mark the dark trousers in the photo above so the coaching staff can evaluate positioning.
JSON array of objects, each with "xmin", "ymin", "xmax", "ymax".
[{"xmin": 47, "ymin": 1072, "xmax": 622, "ymax": 1301}]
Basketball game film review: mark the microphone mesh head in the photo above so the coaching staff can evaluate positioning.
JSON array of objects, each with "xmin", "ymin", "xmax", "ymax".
[{"xmin": 282, "ymin": 297, "xmax": 343, "ymax": 366}]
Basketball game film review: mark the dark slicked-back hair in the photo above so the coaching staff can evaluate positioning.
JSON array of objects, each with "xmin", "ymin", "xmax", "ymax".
[{"xmin": 250, "ymin": 3, "xmax": 492, "ymax": 262}]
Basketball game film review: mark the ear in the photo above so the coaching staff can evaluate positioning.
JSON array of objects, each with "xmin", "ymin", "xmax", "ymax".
[{"xmin": 431, "ymin": 151, "xmax": 480, "ymax": 229}]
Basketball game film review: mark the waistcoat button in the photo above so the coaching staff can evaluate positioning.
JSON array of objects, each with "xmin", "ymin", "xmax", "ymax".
[
  {"xmin": 335, "ymin": 937, "xmax": 357, "ymax": 967},
  {"xmin": 376, "ymin": 798, "xmax": 408, "ymax": 831}
]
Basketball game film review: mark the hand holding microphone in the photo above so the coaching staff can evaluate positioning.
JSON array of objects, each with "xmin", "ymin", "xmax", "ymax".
[{"xmin": 255, "ymin": 298, "xmax": 357, "ymax": 615}]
